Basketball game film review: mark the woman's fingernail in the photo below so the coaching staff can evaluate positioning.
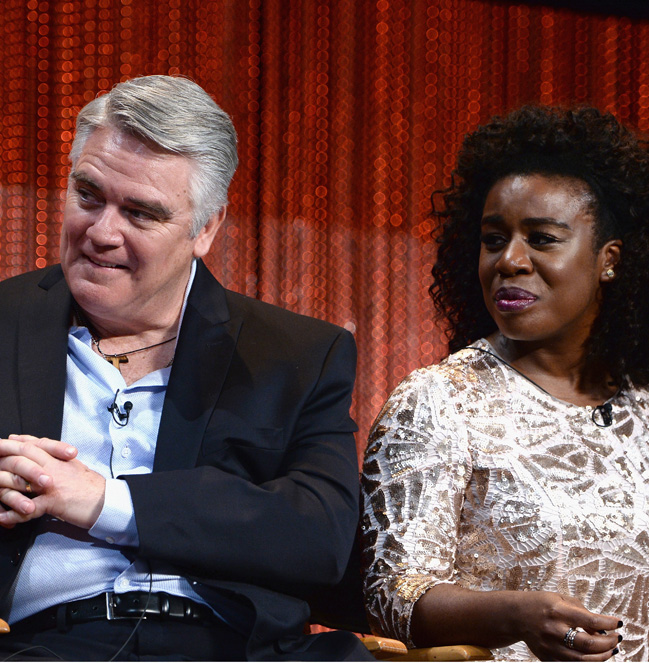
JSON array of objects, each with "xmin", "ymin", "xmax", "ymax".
[
  {"xmin": 613, "ymin": 648, "xmax": 619, "ymax": 655},
  {"xmin": 618, "ymin": 635, "xmax": 623, "ymax": 643},
  {"xmin": 618, "ymin": 621, "xmax": 624, "ymax": 628}
]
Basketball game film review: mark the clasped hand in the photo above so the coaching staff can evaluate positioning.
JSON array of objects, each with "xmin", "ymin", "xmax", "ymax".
[{"xmin": 0, "ymin": 434, "xmax": 105, "ymax": 530}]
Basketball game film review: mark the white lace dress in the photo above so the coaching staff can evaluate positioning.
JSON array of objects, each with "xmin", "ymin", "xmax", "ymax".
[{"xmin": 361, "ymin": 339, "xmax": 649, "ymax": 660}]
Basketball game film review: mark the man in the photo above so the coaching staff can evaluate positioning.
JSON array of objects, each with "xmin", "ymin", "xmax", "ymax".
[{"xmin": 0, "ymin": 75, "xmax": 370, "ymax": 660}]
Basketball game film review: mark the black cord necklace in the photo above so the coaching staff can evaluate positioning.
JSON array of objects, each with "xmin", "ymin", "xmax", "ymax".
[
  {"xmin": 472, "ymin": 345, "xmax": 554, "ymax": 396},
  {"xmin": 471, "ymin": 343, "xmax": 618, "ymax": 428},
  {"xmin": 73, "ymin": 301, "xmax": 176, "ymax": 369},
  {"xmin": 91, "ymin": 335, "xmax": 177, "ymax": 369}
]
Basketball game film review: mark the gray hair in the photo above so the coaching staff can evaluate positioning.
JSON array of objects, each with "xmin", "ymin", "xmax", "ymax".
[{"xmin": 69, "ymin": 75, "xmax": 238, "ymax": 236}]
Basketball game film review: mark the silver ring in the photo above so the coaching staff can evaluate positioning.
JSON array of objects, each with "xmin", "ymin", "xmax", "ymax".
[{"xmin": 563, "ymin": 627, "xmax": 578, "ymax": 649}]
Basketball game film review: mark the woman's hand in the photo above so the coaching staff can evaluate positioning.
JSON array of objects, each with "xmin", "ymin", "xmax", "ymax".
[
  {"xmin": 515, "ymin": 591, "xmax": 621, "ymax": 660},
  {"xmin": 412, "ymin": 584, "xmax": 621, "ymax": 661},
  {"xmin": 0, "ymin": 434, "xmax": 105, "ymax": 530}
]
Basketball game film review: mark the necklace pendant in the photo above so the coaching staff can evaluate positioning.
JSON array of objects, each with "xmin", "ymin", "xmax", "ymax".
[{"xmin": 106, "ymin": 355, "xmax": 129, "ymax": 369}]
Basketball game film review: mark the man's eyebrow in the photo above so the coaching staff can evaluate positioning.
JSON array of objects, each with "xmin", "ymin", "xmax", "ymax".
[
  {"xmin": 70, "ymin": 171, "xmax": 173, "ymax": 220},
  {"xmin": 70, "ymin": 171, "xmax": 100, "ymax": 190},
  {"xmin": 123, "ymin": 196, "xmax": 173, "ymax": 220}
]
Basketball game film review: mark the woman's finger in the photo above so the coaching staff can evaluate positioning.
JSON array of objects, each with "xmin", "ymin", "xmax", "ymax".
[{"xmin": 561, "ymin": 625, "xmax": 621, "ymax": 657}]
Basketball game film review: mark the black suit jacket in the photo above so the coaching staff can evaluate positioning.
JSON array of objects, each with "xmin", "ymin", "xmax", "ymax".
[{"xmin": 0, "ymin": 261, "xmax": 371, "ymax": 660}]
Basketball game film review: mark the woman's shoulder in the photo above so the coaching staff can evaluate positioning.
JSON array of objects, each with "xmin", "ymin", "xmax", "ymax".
[
  {"xmin": 364, "ymin": 344, "xmax": 498, "ymax": 485},
  {"xmin": 370, "ymin": 339, "xmax": 503, "ymax": 435},
  {"xmin": 398, "ymin": 338, "xmax": 501, "ymax": 394}
]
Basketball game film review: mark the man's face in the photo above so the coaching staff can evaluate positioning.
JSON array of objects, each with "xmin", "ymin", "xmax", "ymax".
[{"xmin": 61, "ymin": 126, "xmax": 219, "ymax": 333}]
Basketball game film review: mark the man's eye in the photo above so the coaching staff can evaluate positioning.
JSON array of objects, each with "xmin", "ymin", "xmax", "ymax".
[
  {"xmin": 129, "ymin": 209, "xmax": 156, "ymax": 222},
  {"xmin": 77, "ymin": 188, "xmax": 99, "ymax": 204}
]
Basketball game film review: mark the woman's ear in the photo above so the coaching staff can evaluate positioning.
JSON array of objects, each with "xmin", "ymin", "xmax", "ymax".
[{"xmin": 599, "ymin": 239, "xmax": 622, "ymax": 282}]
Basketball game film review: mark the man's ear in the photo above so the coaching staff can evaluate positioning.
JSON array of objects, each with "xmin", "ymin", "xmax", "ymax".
[
  {"xmin": 599, "ymin": 239, "xmax": 622, "ymax": 282},
  {"xmin": 193, "ymin": 206, "xmax": 227, "ymax": 259}
]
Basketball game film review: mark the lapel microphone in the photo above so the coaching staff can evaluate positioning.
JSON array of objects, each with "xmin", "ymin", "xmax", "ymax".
[
  {"xmin": 592, "ymin": 402, "xmax": 613, "ymax": 427},
  {"xmin": 108, "ymin": 389, "xmax": 133, "ymax": 427}
]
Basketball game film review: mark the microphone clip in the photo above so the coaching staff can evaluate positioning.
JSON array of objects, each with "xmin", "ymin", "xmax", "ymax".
[
  {"xmin": 592, "ymin": 402, "xmax": 613, "ymax": 427},
  {"xmin": 108, "ymin": 389, "xmax": 133, "ymax": 427}
]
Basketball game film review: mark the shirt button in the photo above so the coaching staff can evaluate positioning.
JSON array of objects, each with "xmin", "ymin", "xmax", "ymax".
[
  {"xmin": 121, "ymin": 447, "xmax": 131, "ymax": 458},
  {"xmin": 106, "ymin": 536, "xmax": 115, "ymax": 545}
]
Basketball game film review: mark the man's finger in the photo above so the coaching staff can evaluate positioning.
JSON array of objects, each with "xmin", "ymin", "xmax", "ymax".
[
  {"xmin": 0, "ymin": 455, "xmax": 52, "ymax": 488},
  {"xmin": 0, "ymin": 508, "xmax": 32, "ymax": 527},
  {"xmin": 7, "ymin": 435, "xmax": 77, "ymax": 460},
  {"xmin": 0, "ymin": 488, "xmax": 37, "ymax": 517}
]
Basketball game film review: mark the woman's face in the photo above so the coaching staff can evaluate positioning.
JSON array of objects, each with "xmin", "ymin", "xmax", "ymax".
[{"xmin": 478, "ymin": 174, "xmax": 620, "ymax": 348}]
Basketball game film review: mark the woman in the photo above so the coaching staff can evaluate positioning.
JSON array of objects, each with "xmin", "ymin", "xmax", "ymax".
[{"xmin": 361, "ymin": 106, "xmax": 649, "ymax": 661}]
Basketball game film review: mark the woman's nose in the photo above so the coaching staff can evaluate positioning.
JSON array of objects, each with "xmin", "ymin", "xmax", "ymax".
[{"xmin": 495, "ymin": 238, "xmax": 533, "ymax": 275}]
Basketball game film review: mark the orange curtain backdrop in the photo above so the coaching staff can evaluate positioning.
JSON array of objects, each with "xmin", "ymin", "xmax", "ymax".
[{"xmin": 1, "ymin": 0, "xmax": 648, "ymax": 459}]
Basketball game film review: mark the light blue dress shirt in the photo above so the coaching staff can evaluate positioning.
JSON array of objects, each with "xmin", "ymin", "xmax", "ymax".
[{"xmin": 9, "ymin": 263, "xmax": 214, "ymax": 624}]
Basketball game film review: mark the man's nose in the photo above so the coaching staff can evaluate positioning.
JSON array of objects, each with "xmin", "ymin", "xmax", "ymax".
[
  {"xmin": 495, "ymin": 238, "xmax": 533, "ymax": 275},
  {"xmin": 85, "ymin": 208, "xmax": 124, "ymax": 247}
]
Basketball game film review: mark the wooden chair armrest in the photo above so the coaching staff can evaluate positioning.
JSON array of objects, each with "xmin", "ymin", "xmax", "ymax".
[
  {"xmin": 0, "ymin": 619, "xmax": 9, "ymax": 633},
  {"xmin": 387, "ymin": 644, "xmax": 493, "ymax": 661},
  {"xmin": 360, "ymin": 635, "xmax": 408, "ymax": 658},
  {"xmin": 360, "ymin": 637, "xmax": 492, "ymax": 661}
]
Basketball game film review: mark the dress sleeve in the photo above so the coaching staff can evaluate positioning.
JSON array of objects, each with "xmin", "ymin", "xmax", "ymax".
[{"xmin": 360, "ymin": 368, "xmax": 472, "ymax": 646}]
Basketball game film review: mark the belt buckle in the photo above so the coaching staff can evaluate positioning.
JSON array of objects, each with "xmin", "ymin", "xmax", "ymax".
[{"xmin": 105, "ymin": 592, "xmax": 126, "ymax": 621}]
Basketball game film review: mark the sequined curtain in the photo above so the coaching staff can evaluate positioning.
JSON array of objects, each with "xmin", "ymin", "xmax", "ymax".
[{"xmin": 1, "ymin": 0, "xmax": 648, "ymax": 457}]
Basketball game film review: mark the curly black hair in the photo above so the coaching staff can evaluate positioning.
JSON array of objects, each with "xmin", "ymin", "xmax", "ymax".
[{"xmin": 429, "ymin": 105, "xmax": 649, "ymax": 387}]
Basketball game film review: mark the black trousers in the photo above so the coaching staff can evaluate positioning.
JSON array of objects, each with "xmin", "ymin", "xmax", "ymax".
[{"xmin": 0, "ymin": 618, "xmax": 248, "ymax": 661}]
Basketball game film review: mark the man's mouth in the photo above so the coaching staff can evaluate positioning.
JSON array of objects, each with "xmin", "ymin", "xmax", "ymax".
[{"xmin": 86, "ymin": 255, "xmax": 126, "ymax": 269}]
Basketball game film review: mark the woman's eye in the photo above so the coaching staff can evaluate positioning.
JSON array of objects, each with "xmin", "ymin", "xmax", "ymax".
[
  {"xmin": 528, "ymin": 232, "xmax": 557, "ymax": 246},
  {"xmin": 480, "ymin": 233, "xmax": 506, "ymax": 248}
]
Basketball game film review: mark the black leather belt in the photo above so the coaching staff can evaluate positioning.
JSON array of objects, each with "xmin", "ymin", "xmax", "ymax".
[{"xmin": 11, "ymin": 592, "xmax": 214, "ymax": 634}]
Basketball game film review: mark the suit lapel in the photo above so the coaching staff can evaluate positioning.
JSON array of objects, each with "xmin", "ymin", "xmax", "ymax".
[
  {"xmin": 12, "ymin": 261, "xmax": 240, "ymax": 470},
  {"xmin": 17, "ymin": 266, "xmax": 71, "ymax": 439},
  {"xmin": 153, "ymin": 261, "xmax": 241, "ymax": 471}
]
